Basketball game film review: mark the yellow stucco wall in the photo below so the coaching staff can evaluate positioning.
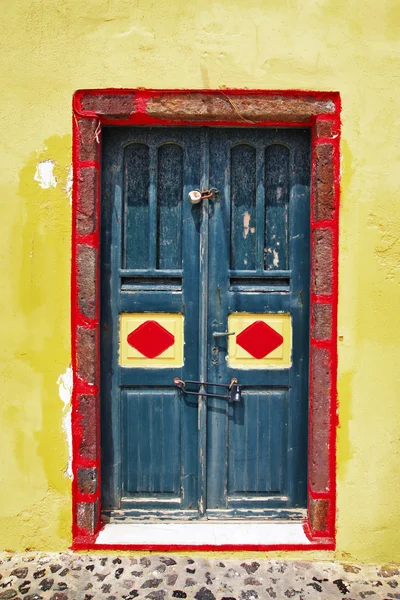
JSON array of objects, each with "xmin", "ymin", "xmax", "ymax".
[{"xmin": 0, "ymin": 0, "xmax": 399, "ymax": 563}]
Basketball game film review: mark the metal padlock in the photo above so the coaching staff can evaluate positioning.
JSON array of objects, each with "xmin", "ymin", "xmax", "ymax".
[
  {"xmin": 188, "ymin": 188, "xmax": 218, "ymax": 204},
  {"xmin": 230, "ymin": 384, "xmax": 242, "ymax": 402},
  {"xmin": 188, "ymin": 190, "xmax": 202, "ymax": 204}
]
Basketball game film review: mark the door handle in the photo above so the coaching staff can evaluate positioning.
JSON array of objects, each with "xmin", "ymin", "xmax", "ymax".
[{"xmin": 212, "ymin": 331, "xmax": 235, "ymax": 338}]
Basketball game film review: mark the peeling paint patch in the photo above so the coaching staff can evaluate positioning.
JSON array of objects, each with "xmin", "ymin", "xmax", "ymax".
[
  {"xmin": 34, "ymin": 160, "xmax": 57, "ymax": 189},
  {"xmin": 65, "ymin": 164, "xmax": 73, "ymax": 204},
  {"xmin": 57, "ymin": 366, "xmax": 73, "ymax": 479},
  {"xmin": 243, "ymin": 210, "xmax": 251, "ymax": 239},
  {"xmin": 273, "ymin": 250, "xmax": 279, "ymax": 267}
]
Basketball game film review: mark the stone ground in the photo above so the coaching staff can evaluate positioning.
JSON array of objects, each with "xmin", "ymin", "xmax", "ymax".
[{"xmin": 0, "ymin": 554, "xmax": 398, "ymax": 600}]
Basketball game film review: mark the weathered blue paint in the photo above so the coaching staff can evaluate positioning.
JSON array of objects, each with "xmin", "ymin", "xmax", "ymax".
[
  {"xmin": 101, "ymin": 126, "xmax": 311, "ymax": 519},
  {"xmin": 157, "ymin": 144, "xmax": 183, "ymax": 270},
  {"xmin": 198, "ymin": 129, "xmax": 210, "ymax": 518},
  {"xmin": 122, "ymin": 389, "xmax": 181, "ymax": 496},
  {"xmin": 101, "ymin": 127, "xmax": 202, "ymax": 515},
  {"xmin": 123, "ymin": 143, "xmax": 150, "ymax": 269},
  {"xmin": 265, "ymin": 144, "xmax": 290, "ymax": 270},
  {"xmin": 228, "ymin": 389, "xmax": 288, "ymax": 502},
  {"xmin": 207, "ymin": 128, "xmax": 310, "ymax": 513},
  {"xmin": 230, "ymin": 144, "xmax": 257, "ymax": 270}
]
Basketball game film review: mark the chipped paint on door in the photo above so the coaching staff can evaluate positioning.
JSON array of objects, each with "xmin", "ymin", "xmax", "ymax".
[{"xmin": 101, "ymin": 125, "xmax": 310, "ymax": 520}]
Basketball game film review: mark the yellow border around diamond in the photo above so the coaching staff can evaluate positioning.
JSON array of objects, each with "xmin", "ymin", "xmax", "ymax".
[
  {"xmin": 119, "ymin": 313, "xmax": 184, "ymax": 368},
  {"xmin": 228, "ymin": 313, "xmax": 292, "ymax": 369}
]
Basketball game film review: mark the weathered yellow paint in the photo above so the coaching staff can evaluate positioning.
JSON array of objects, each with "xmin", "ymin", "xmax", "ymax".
[
  {"xmin": 0, "ymin": 0, "xmax": 399, "ymax": 563},
  {"xmin": 228, "ymin": 314, "xmax": 292, "ymax": 368},
  {"xmin": 119, "ymin": 313, "xmax": 183, "ymax": 367}
]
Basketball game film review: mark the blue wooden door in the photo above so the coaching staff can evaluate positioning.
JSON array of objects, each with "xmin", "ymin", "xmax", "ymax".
[{"xmin": 101, "ymin": 127, "xmax": 310, "ymax": 520}]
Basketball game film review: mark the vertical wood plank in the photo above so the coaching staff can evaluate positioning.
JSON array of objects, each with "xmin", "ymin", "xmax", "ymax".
[
  {"xmin": 257, "ymin": 392, "xmax": 269, "ymax": 492},
  {"xmin": 228, "ymin": 401, "xmax": 245, "ymax": 494},
  {"xmin": 148, "ymin": 147, "xmax": 158, "ymax": 270},
  {"xmin": 151, "ymin": 390, "xmax": 162, "ymax": 492},
  {"xmin": 172, "ymin": 390, "xmax": 181, "ymax": 495},
  {"xmin": 230, "ymin": 144, "xmax": 257, "ymax": 270},
  {"xmin": 140, "ymin": 391, "xmax": 151, "ymax": 491},
  {"xmin": 157, "ymin": 143, "xmax": 183, "ymax": 270},
  {"xmin": 123, "ymin": 144, "xmax": 150, "ymax": 269},
  {"xmin": 256, "ymin": 148, "xmax": 266, "ymax": 272},
  {"xmin": 287, "ymin": 130, "xmax": 311, "ymax": 506},
  {"xmin": 245, "ymin": 392, "xmax": 257, "ymax": 491},
  {"xmin": 269, "ymin": 391, "xmax": 287, "ymax": 493},
  {"xmin": 198, "ymin": 128, "xmax": 210, "ymax": 516},
  {"xmin": 265, "ymin": 144, "xmax": 290, "ymax": 270},
  {"xmin": 125, "ymin": 391, "xmax": 138, "ymax": 493},
  {"xmin": 179, "ymin": 128, "xmax": 202, "ymax": 510}
]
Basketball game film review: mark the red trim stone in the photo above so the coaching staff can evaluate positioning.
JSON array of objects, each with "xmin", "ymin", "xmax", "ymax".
[
  {"xmin": 81, "ymin": 93, "xmax": 136, "ymax": 118},
  {"xmin": 309, "ymin": 498, "xmax": 329, "ymax": 532},
  {"xmin": 77, "ymin": 467, "xmax": 98, "ymax": 495},
  {"xmin": 312, "ymin": 303, "xmax": 332, "ymax": 340},
  {"xmin": 146, "ymin": 93, "xmax": 336, "ymax": 122},
  {"xmin": 78, "ymin": 118, "xmax": 99, "ymax": 163},
  {"xmin": 76, "ymin": 327, "xmax": 97, "ymax": 384},
  {"xmin": 312, "ymin": 228, "xmax": 333, "ymax": 295},
  {"xmin": 77, "ymin": 501, "xmax": 98, "ymax": 534},
  {"xmin": 77, "ymin": 245, "xmax": 97, "ymax": 320},
  {"xmin": 314, "ymin": 144, "xmax": 335, "ymax": 221},
  {"xmin": 310, "ymin": 346, "xmax": 331, "ymax": 491},
  {"xmin": 76, "ymin": 167, "xmax": 98, "ymax": 235},
  {"xmin": 315, "ymin": 119, "xmax": 335, "ymax": 138},
  {"xmin": 78, "ymin": 395, "xmax": 98, "ymax": 460}
]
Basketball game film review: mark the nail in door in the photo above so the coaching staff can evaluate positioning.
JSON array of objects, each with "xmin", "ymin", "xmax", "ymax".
[{"xmin": 101, "ymin": 127, "xmax": 311, "ymax": 520}]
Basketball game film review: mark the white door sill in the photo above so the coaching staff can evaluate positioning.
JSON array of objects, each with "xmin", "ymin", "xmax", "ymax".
[{"xmin": 96, "ymin": 521, "xmax": 311, "ymax": 546}]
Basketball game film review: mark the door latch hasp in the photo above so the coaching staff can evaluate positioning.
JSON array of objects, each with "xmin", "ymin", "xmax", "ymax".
[{"xmin": 174, "ymin": 377, "xmax": 242, "ymax": 402}]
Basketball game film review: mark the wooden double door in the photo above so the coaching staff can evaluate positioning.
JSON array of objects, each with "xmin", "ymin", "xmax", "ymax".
[{"xmin": 101, "ymin": 126, "xmax": 311, "ymax": 520}]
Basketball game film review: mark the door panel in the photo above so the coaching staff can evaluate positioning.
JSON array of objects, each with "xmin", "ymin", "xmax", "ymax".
[
  {"xmin": 207, "ymin": 128, "xmax": 310, "ymax": 513},
  {"xmin": 228, "ymin": 389, "xmax": 288, "ymax": 496},
  {"xmin": 101, "ymin": 126, "xmax": 311, "ymax": 520},
  {"xmin": 122, "ymin": 389, "xmax": 181, "ymax": 495},
  {"xmin": 101, "ymin": 127, "xmax": 201, "ymax": 514}
]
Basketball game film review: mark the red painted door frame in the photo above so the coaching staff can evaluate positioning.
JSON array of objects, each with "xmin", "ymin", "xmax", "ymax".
[{"xmin": 71, "ymin": 88, "xmax": 340, "ymax": 550}]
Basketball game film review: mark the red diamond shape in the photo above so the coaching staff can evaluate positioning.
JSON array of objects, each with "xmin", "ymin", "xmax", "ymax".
[
  {"xmin": 127, "ymin": 320, "xmax": 175, "ymax": 359},
  {"xmin": 236, "ymin": 320, "xmax": 283, "ymax": 359}
]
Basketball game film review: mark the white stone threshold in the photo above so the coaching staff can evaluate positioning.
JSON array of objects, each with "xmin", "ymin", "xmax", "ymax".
[{"xmin": 96, "ymin": 522, "xmax": 311, "ymax": 546}]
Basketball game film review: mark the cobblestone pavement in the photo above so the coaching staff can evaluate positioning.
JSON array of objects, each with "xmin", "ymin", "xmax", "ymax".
[{"xmin": 0, "ymin": 553, "xmax": 398, "ymax": 600}]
